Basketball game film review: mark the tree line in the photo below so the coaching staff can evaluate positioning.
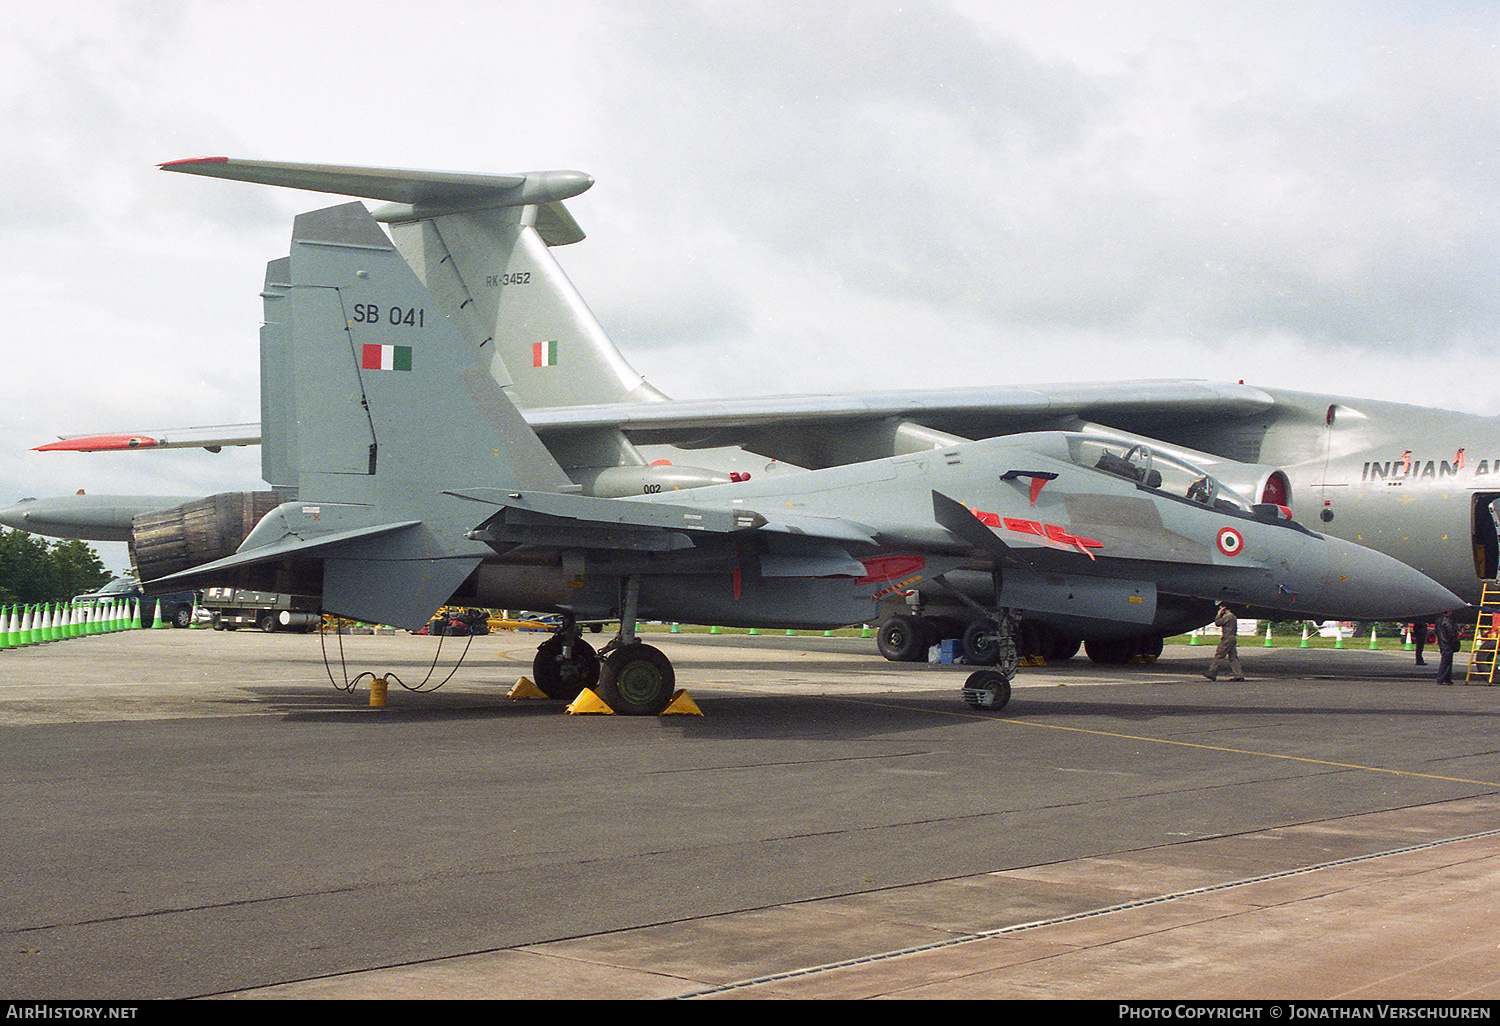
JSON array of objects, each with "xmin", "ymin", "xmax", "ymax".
[{"xmin": 0, "ymin": 529, "xmax": 113, "ymax": 606}]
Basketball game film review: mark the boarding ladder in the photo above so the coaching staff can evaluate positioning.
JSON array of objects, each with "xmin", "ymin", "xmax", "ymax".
[{"xmin": 1464, "ymin": 580, "xmax": 1500, "ymax": 684}]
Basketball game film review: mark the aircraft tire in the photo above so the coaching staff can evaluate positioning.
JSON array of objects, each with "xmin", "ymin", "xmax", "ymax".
[
  {"xmin": 532, "ymin": 635, "xmax": 600, "ymax": 701},
  {"xmin": 962, "ymin": 670, "xmax": 1012, "ymax": 711},
  {"xmin": 1019, "ymin": 620, "xmax": 1056, "ymax": 661},
  {"xmin": 598, "ymin": 642, "xmax": 675, "ymax": 715},
  {"xmin": 1084, "ymin": 638, "xmax": 1134, "ymax": 664},
  {"xmin": 962, "ymin": 622, "xmax": 999, "ymax": 665},
  {"xmin": 877, "ymin": 615, "xmax": 929, "ymax": 662}
]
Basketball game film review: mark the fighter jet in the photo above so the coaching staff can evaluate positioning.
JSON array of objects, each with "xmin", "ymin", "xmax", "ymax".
[
  {"xmin": 5, "ymin": 158, "xmax": 1485, "ymax": 667},
  {"xmin": 116, "ymin": 201, "xmax": 1455, "ymax": 715}
]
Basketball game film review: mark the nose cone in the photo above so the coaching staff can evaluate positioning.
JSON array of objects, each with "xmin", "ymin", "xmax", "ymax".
[
  {"xmin": 1318, "ymin": 536, "xmax": 1462, "ymax": 619},
  {"xmin": 0, "ymin": 497, "xmax": 40, "ymax": 533},
  {"xmin": 0, "ymin": 494, "xmax": 184, "ymax": 542}
]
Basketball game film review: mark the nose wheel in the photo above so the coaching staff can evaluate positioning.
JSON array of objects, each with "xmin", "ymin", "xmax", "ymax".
[{"xmin": 962, "ymin": 669, "xmax": 1012, "ymax": 711}]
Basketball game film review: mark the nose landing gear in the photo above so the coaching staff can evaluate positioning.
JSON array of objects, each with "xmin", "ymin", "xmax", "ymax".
[{"xmin": 960, "ymin": 610, "xmax": 1018, "ymax": 711}]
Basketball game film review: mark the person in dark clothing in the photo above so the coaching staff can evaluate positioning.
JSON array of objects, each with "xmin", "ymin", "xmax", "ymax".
[
  {"xmin": 1412, "ymin": 620, "xmax": 1428, "ymax": 665},
  {"xmin": 1435, "ymin": 611, "xmax": 1461, "ymax": 685}
]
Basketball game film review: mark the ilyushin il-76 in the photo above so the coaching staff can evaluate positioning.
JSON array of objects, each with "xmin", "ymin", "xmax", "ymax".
[{"xmin": 2, "ymin": 160, "xmax": 1472, "ymax": 712}]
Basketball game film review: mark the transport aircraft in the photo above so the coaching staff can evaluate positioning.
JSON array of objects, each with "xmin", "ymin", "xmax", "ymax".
[{"xmin": 1, "ymin": 159, "xmax": 1481, "ymax": 681}]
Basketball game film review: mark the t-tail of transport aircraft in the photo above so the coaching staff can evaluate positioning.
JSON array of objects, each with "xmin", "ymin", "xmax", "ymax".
[
  {"xmin": 3, "ymin": 158, "xmax": 1484, "ymax": 670},
  {"xmin": 124, "ymin": 201, "xmax": 1457, "ymax": 714}
]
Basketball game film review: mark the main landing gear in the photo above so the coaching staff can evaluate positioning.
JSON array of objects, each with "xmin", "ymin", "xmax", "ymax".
[
  {"xmin": 531, "ymin": 624, "xmax": 600, "ymax": 701},
  {"xmin": 529, "ymin": 577, "xmax": 677, "ymax": 716}
]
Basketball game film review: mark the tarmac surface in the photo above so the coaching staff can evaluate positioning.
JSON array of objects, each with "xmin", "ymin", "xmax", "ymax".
[{"xmin": 0, "ymin": 626, "xmax": 1496, "ymax": 1001}]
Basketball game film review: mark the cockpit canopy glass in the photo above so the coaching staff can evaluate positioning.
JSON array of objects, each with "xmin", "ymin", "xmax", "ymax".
[{"xmin": 1066, "ymin": 436, "xmax": 1253, "ymax": 514}]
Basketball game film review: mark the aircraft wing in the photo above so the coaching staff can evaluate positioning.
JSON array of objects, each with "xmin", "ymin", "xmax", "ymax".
[
  {"xmin": 34, "ymin": 424, "xmax": 262, "ymax": 452},
  {"xmin": 526, "ymin": 380, "xmax": 1274, "ymax": 437},
  {"xmin": 36, "ymin": 380, "xmax": 1270, "ymax": 454}
]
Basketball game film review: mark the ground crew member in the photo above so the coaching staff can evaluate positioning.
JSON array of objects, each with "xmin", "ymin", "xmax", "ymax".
[
  {"xmin": 1204, "ymin": 603, "xmax": 1245, "ymax": 681},
  {"xmin": 1435, "ymin": 610, "xmax": 1461, "ymax": 685}
]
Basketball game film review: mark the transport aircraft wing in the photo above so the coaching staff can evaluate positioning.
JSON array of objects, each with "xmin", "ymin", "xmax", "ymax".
[{"xmin": 31, "ymin": 381, "xmax": 1268, "ymax": 452}]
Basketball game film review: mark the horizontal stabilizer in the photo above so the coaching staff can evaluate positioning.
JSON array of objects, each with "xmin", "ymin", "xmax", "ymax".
[
  {"xmin": 146, "ymin": 517, "xmax": 483, "ymax": 630},
  {"xmin": 145, "ymin": 518, "xmax": 425, "ymax": 588},
  {"xmin": 160, "ymin": 157, "xmax": 592, "ymax": 243}
]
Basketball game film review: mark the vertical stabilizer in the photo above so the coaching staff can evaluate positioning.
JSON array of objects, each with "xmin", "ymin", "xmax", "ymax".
[
  {"xmin": 385, "ymin": 207, "xmax": 668, "ymax": 410},
  {"xmin": 160, "ymin": 156, "xmax": 669, "ymax": 412},
  {"xmin": 280, "ymin": 201, "xmax": 572, "ymax": 504},
  {"xmin": 221, "ymin": 201, "xmax": 576, "ymax": 626}
]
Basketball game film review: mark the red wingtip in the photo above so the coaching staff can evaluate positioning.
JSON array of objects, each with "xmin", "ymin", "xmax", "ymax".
[
  {"xmin": 35, "ymin": 435, "xmax": 160, "ymax": 452},
  {"xmin": 158, "ymin": 156, "xmax": 230, "ymax": 168}
]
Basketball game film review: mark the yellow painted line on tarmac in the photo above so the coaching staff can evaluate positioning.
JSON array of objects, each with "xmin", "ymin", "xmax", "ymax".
[{"xmin": 840, "ymin": 696, "xmax": 1500, "ymax": 789}]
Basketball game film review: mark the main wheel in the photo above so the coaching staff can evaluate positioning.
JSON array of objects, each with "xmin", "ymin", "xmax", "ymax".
[
  {"xmin": 1085, "ymin": 637, "xmax": 1134, "ymax": 664},
  {"xmin": 532, "ymin": 635, "xmax": 600, "ymax": 701},
  {"xmin": 877, "ymin": 614, "xmax": 929, "ymax": 662},
  {"xmin": 963, "ymin": 621, "xmax": 999, "ymax": 665},
  {"xmin": 598, "ymin": 643, "xmax": 675, "ymax": 715},
  {"xmin": 962, "ymin": 669, "xmax": 1013, "ymax": 711}
]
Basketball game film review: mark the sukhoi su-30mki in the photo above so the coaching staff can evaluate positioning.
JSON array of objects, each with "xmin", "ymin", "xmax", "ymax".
[
  {"xmin": 96, "ymin": 199, "xmax": 1454, "ymax": 714},
  {"xmin": 3, "ymin": 159, "xmax": 1473, "ymax": 711}
]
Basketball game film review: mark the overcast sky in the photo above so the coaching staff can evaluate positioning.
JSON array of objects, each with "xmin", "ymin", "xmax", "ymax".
[{"xmin": 2, "ymin": 1, "xmax": 1497, "ymax": 572}]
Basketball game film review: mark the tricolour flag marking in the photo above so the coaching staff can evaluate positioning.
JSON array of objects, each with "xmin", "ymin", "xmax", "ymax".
[{"xmin": 362, "ymin": 344, "xmax": 412, "ymax": 371}]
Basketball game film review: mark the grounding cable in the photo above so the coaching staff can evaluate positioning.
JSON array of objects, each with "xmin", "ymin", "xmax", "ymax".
[{"xmin": 319, "ymin": 620, "xmax": 476, "ymax": 694}]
